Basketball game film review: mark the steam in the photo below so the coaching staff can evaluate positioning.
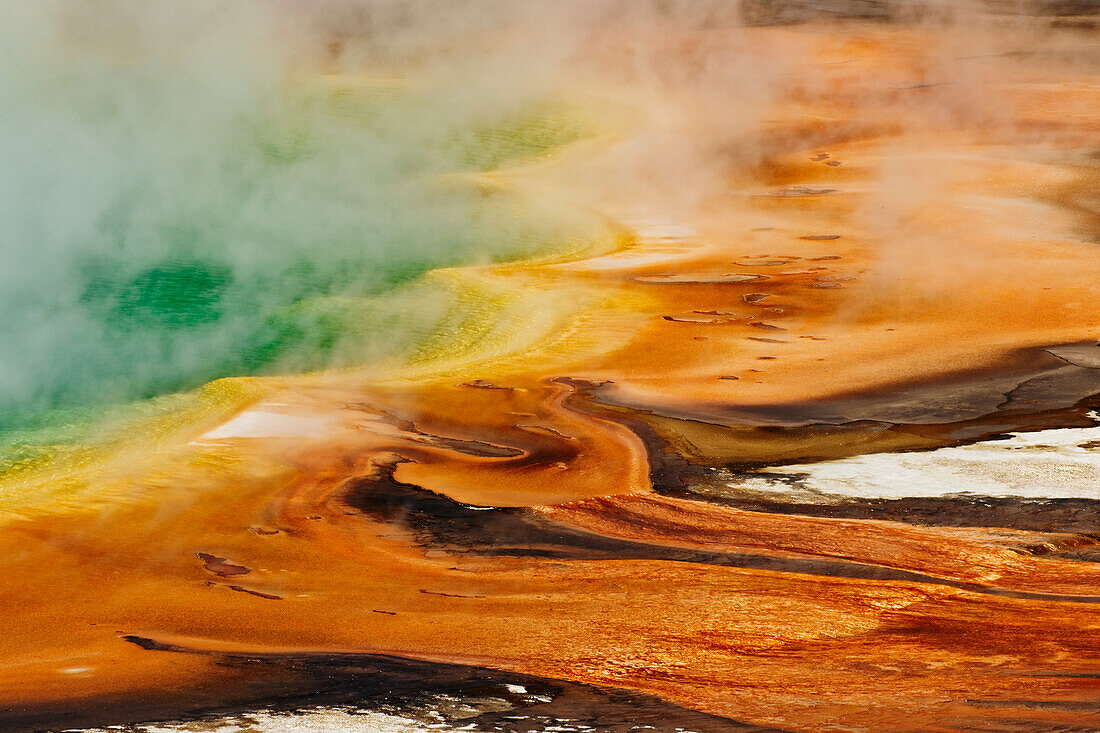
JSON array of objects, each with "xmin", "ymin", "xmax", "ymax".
[
  {"xmin": 0, "ymin": 1, "xmax": 602, "ymax": 424},
  {"xmin": 1, "ymin": 0, "xmax": 1093, "ymax": 430}
]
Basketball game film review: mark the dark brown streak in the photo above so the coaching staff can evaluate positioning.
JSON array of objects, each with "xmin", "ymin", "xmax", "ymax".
[
  {"xmin": 226, "ymin": 585, "xmax": 281, "ymax": 600},
  {"xmin": 339, "ymin": 460, "xmax": 1100, "ymax": 604}
]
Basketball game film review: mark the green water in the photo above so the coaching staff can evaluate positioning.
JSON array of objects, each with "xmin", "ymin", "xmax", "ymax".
[{"xmin": 0, "ymin": 77, "xmax": 601, "ymax": 461}]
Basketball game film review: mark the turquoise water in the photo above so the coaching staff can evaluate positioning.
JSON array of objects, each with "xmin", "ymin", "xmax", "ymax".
[{"xmin": 0, "ymin": 77, "xmax": 596, "ymax": 437}]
